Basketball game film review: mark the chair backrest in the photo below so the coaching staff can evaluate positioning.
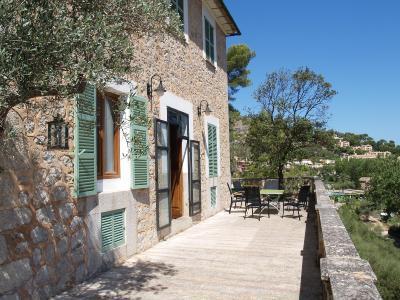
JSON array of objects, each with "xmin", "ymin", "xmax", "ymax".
[
  {"xmin": 227, "ymin": 183, "xmax": 233, "ymax": 195},
  {"xmin": 298, "ymin": 185, "xmax": 310, "ymax": 204},
  {"xmin": 233, "ymin": 181, "xmax": 242, "ymax": 190},
  {"xmin": 264, "ymin": 179, "xmax": 279, "ymax": 190},
  {"xmin": 244, "ymin": 186, "xmax": 261, "ymax": 205}
]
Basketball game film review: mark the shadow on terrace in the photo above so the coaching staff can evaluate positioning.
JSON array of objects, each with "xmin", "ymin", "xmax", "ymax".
[{"xmin": 54, "ymin": 260, "xmax": 177, "ymax": 299}]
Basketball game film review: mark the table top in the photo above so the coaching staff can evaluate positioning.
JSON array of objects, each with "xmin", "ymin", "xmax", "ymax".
[{"xmin": 260, "ymin": 189, "xmax": 285, "ymax": 195}]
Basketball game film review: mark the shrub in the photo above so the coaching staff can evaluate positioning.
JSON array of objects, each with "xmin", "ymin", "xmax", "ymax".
[
  {"xmin": 339, "ymin": 205, "xmax": 400, "ymax": 299},
  {"xmin": 388, "ymin": 225, "xmax": 400, "ymax": 239}
]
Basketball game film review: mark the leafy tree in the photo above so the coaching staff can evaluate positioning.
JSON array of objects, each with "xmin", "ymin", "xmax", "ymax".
[
  {"xmin": 227, "ymin": 44, "xmax": 255, "ymax": 100},
  {"xmin": 0, "ymin": 0, "xmax": 183, "ymax": 135},
  {"xmin": 367, "ymin": 158, "xmax": 400, "ymax": 214},
  {"xmin": 248, "ymin": 67, "xmax": 337, "ymax": 186}
]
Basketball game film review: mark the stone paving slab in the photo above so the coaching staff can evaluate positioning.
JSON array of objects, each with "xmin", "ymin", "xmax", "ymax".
[{"xmin": 54, "ymin": 210, "xmax": 322, "ymax": 300}]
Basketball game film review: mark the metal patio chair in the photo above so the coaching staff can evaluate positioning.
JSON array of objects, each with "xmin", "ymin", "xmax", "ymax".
[
  {"xmin": 227, "ymin": 183, "xmax": 245, "ymax": 213},
  {"xmin": 281, "ymin": 186, "xmax": 309, "ymax": 220},
  {"xmin": 244, "ymin": 186, "xmax": 268, "ymax": 220}
]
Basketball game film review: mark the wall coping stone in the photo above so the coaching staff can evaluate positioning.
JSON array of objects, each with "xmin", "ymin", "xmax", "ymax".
[{"xmin": 314, "ymin": 179, "xmax": 382, "ymax": 300}]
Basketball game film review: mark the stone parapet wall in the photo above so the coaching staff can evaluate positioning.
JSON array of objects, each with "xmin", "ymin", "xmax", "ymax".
[{"xmin": 314, "ymin": 179, "xmax": 382, "ymax": 300}]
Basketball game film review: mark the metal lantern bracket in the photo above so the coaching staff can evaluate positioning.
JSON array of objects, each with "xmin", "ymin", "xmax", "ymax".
[{"xmin": 47, "ymin": 114, "xmax": 69, "ymax": 150}]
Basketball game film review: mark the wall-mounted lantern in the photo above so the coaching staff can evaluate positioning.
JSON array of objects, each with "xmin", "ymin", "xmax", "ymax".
[
  {"xmin": 197, "ymin": 100, "xmax": 213, "ymax": 116},
  {"xmin": 147, "ymin": 74, "xmax": 166, "ymax": 112},
  {"xmin": 147, "ymin": 74, "xmax": 166, "ymax": 100},
  {"xmin": 47, "ymin": 114, "xmax": 68, "ymax": 149}
]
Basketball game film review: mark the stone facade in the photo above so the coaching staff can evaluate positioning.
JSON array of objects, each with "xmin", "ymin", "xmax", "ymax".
[
  {"xmin": 0, "ymin": 101, "xmax": 87, "ymax": 298},
  {"xmin": 0, "ymin": 0, "xmax": 235, "ymax": 298}
]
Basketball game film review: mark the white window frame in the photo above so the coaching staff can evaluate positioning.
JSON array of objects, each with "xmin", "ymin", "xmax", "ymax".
[{"xmin": 202, "ymin": 4, "xmax": 217, "ymax": 67}]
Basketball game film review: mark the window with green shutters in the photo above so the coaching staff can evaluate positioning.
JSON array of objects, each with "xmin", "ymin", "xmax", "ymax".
[
  {"xmin": 210, "ymin": 186, "xmax": 217, "ymax": 208},
  {"xmin": 101, "ymin": 209, "xmax": 125, "ymax": 252},
  {"xmin": 130, "ymin": 95, "xmax": 149, "ymax": 189},
  {"xmin": 207, "ymin": 123, "xmax": 218, "ymax": 177},
  {"xmin": 204, "ymin": 17, "xmax": 215, "ymax": 63},
  {"xmin": 74, "ymin": 84, "xmax": 97, "ymax": 197}
]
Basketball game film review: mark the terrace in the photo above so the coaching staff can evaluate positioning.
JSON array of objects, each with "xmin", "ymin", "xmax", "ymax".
[{"xmin": 55, "ymin": 179, "xmax": 381, "ymax": 300}]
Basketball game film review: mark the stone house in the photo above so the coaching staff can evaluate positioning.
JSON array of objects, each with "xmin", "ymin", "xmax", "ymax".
[{"xmin": 0, "ymin": 0, "xmax": 239, "ymax": 298}]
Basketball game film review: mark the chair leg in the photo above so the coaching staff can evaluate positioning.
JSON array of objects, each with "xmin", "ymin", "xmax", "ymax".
[
  {"xmin": 244, "ymin": 206, "xmax": 248, "ymax": 219},
  {"xmin": 229, "ymin": 201, "xmax": 233, "ymax": 214},
  {"xmin": 297, "ymin": 206, "xmax": 301, "ymax": 220}
]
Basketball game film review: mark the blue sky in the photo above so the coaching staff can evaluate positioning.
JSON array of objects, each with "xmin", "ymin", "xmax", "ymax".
[{"xmin": 225, "ymin": 0, "xmax": 400, "ymax": 143}]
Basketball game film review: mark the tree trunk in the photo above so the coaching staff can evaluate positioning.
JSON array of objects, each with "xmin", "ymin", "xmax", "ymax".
[
  {"xmin": 0, "ymin": 107, "xmax": 10, "ymax": 139},
  {"xmin": 278, "ymin": 164, "xmax": 284, "ymax": 189}
]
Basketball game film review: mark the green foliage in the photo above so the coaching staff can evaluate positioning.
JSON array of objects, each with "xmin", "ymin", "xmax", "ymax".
[
  {"xmin": 367, "ymin": 158, "xmax": 400, "ymax": 214},
  {"xmin": 227, "ymin": 44, "xmax": 255, "ymax": 100},
  {"xmin": 247, "ymin": 67, "xmax": 337, "ymax": 183},
  {"xmin": 0, "ymin": 0, "xmax": 183, "ymax": 131},
  {"xmin": 339, "ymin": 204, "xmax": 400, "ymax": 299},
  {"xmin": 332, "ymin": 158, "xmax": 385, "ymax": 189}
]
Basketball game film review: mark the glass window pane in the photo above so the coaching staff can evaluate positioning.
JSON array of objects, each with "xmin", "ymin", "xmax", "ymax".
[
  {"xmin": 157, "ymin": 149, "xmax": 169, "ymax": 189},
  {"xmin": 157, "ymin": 122, "xmax": 168, "ymax": 147},
  {"xmin": 180, "ymin": 114, "xmax": 188, "ymax": 138},
  {"xmin": 210, "ymin": 26, "xmax": 214, "ymax": 45},
  {"xmin": 192, "ymin": 181, "xmax": 200, "ymax": 205},
  {"xmin": 158, "ymin": 192, "xmax": 170, "ymax": 228},
  {"xmin": 191, "ymin": 145, "xmax": 199, "ymax": 181},
  {"xmin": 104, "ymin": 98, "xmax": 114, "ymax": 172},
  {"xmin": 178, "ymin": 0, "xmax": 183, "ymax": 10},
  {"xmin": 205, "ymin": 18, "xmax": 209, "ymax": 39}
]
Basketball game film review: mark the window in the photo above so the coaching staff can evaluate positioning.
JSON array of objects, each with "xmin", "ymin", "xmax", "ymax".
[
  {"xmin": 97, "ymin": 92, "xmax": 120, "ymax": 179},
  {"xmin": 101, "ymin": 209, "xmax": 125, "ymax": 251},
  {"xmin": 204, "ymin": 17, "xmax": 215, "ymax": 63},
  {"xmin": 210, "ymin": 186, "xmax": 216, "ymax": 208},
  {"xmin": 171, "ymin": 0, "xmax": 184, "ymax": 28},
  {"xmin": 208, "ymin": 123, "xmax": 218, "ymax": 177}
]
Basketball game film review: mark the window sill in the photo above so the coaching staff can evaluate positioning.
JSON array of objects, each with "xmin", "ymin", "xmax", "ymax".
[{"xmin": 204, "ymin": 58, "xmax": 216, "ymax": 71}]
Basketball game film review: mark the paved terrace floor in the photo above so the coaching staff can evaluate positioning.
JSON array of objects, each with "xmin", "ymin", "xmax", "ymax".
[{"xmin": 56, "ymin": 207, "xmax": 322, "ymax": 300}]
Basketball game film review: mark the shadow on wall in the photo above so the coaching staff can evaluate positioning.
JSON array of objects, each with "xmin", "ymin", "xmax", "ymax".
[
  {"xmin": 54, "ymin": 260, "xmax": 177, "ymax": 299},
  {"xmin": 0, "ymin": 110, "xmax": 108, "ymax": 298},
  {"xmin": 299, "ymin": 193, "xmax": 323, "ymax": 300}
]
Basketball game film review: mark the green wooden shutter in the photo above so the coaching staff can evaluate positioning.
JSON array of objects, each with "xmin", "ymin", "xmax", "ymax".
[
  {"xmin": 74, "ymin": 84, "xmax": 97, "ymax": 197},
  {"xmin": 130, "ymin": 95, "xmax": 149, "ymax": 189},
  {"xmin": 208, "ymin": 123, "xmax": 218, "ymax": 177},
  {"xmin": 210, "ymin": 186, "xmax": 217, "ymax": 208},
  {"xmin": 101, "ymin": 209, "xmax": 125, "ymax": 252}
]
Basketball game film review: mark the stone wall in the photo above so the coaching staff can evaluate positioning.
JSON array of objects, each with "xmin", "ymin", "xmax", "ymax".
[
  {"xmin": 0, "ymin": 100, "xmax": 91, "ymax": 298},
  {"xmin": 314, "ymin": 179, "xmax": 382, "ymax": 300}
]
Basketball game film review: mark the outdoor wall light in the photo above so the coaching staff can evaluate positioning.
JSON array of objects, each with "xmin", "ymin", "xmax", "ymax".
[
  {"xmin": 147, "ymin": 74, "xmax": 166, "ymax": 100},
  {"xmin": 197, "ymin": 100, "xmax": 213, "ymax": 116},
  {"xmin": 47, "ymin": 114, "xmax": 68, "ymax": 149}
]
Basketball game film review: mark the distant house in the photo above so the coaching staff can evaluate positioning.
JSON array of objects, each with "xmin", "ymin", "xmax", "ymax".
[
  {"xmin": 352, "ymin": 144, "xmax": 373, "ymax": 152},
  {"xmin": 359, "ymin": 177, "xmax": 371, "ymax": 191}
]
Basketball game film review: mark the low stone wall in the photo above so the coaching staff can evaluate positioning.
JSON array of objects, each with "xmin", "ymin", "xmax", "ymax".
[{"xmin": 314, "ymin": 179, "xmax": 382, "ymax": 300}]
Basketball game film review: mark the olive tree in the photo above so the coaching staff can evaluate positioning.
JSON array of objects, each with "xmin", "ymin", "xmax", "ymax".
[
  {"xmin": 0, "ymin": 0, "xmax": 183, "ymax": 136},
  {"xmin": 248, "ymin": 67, "xmax": 337, "ymax": 186}
]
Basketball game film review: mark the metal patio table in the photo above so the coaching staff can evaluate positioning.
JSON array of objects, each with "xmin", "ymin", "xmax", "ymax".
[{"xmin": 260, "ymin": 189, "xmax": 285, "ymax": 216}]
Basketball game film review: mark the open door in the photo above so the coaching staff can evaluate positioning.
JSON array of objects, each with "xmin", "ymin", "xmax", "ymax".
[
  {"xmin": 190, "ymin": 140, "xmax": 201, "ymax": 216},
  {"xmin": 155, "ymin": 119, "xmax": 171, "ymax": 229}
]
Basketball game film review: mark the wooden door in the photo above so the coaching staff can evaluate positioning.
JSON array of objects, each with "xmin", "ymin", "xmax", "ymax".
[{"xmin": 170, "ymin": 124, "xmax": 183, "ymax": 219}]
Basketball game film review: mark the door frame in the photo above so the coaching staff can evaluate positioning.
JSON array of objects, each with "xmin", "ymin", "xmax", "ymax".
[{"xmin": 167, "ymin": 107, "xmax": 190, "ymax": 217}]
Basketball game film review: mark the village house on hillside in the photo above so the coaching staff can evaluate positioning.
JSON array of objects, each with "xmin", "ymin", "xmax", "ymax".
[{"xmin": 0, "ymin": 1, "xmax": 240, "ymax": 298}]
